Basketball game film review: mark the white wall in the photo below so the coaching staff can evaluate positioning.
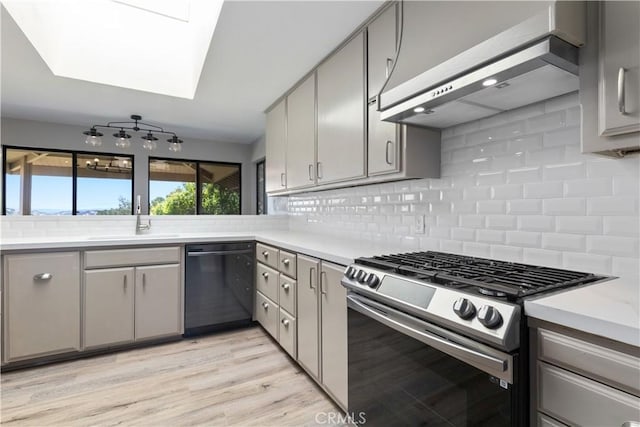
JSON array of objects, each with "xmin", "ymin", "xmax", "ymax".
[
  {"xmin": 1, "ymin": 117, "xmax": 256, "ymax": 214},
  {"xmin": 287, "ymin": 93, "xmax": 640, "ymax": 281}
]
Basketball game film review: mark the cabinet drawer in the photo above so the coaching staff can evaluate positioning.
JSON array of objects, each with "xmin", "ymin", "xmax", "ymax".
[
  {"xmin": 537, "ymin": 413, "xmax": 568, "ymax": 427},
  {"xmin": 255, "ymin": 292, "xmax": 278, "ymax": 340},
  {"xmin": 279, "ymin": 276, "xmax": 296, "ymax": 316},
  {"xmin": 85, "ymin": 247, "xmax": 180, "ymax": 268},
  {"xmin": 256, "ymin": 263, "xmax": 279, "ymax": 302},
  {"xmin": 256, "ymin": 243, "xmax": 278, "ymax": 269},
  {"xmin": 278, "ymin": 250, "xmax": 297, "ymax": 278},
  {"xmin": 538, "ymin": 328, "xmax": 640, "ymax": 396},
  {"xmin": 279, "ymin": 309, "xmax": 296, "ymax": 358},
  {"xmin": 538, "ymin": 362, "xmax": 640, "ymax": 426}
]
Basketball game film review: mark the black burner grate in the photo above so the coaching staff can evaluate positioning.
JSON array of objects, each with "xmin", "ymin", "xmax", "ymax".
[{"xmin": 355, "ymin": 251, "xmax": 604, "ymax": 300}]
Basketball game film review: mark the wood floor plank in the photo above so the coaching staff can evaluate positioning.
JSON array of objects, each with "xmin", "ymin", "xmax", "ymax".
[{"xmin": 1, "ymin": 326, "xmax": 340, "ymax": 426}]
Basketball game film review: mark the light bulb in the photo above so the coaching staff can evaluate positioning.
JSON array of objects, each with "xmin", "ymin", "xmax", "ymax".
[{"xmin": 85, "ymin": 135, "xmax": 102, "ymax": 146}]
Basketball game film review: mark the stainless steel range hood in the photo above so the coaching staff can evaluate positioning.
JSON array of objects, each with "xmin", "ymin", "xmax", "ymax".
[{"xmin": 379, "ymin": 36, "xmax": 579, "ymax": 129}]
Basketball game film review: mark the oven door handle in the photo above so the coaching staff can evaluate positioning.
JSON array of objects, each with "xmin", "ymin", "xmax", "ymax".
[{"xmin": 347, "ymin": 294, "xmax": 512, "ymax": 383}]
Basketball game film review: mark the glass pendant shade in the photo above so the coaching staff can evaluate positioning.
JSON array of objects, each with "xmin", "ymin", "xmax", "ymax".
[
  {"xmin": 167, "ymin": 136, "xmax": 183, "ymax": 152},
  {"xmin": 114, "ymin": 130, "xmax": 132, "ymax": 148},
  {"xmin": 142, "ymin": 133, "xmax": 158, "ymax": 151},
  {"xmin": 84, "ymin": 134, "xmax": 103, "ymax": 146}
]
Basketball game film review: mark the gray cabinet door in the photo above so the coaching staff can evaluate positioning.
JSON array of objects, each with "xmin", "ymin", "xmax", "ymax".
[
  {"xmin": 286, "ymin": 73, "xmax": 316, "ymax": 190},
  {"xmin": 320, "ymin": 261, "xmax": 348, "ymax": 408},
  {"xmin": 84, "ymin": 267, "xmax": 134, "ymax": 348},
  {"xmin": 317, "ymin": 32, "xmax": 366, "ymax": 184},
  {"xmin": 4, "ymin": 252, "xmax": 80, "ymax": 362},
  {"xmin": 368, "ymin": 6, "xmax": 401, "ymax": 176},
  {"xmin": 296, "ymin": 254, "xmax": 320, "ymax": 378},
  {"xmin": 266, "ymin": 99, "xmax": 287, "ymax": 192},
  {"xmin": 598, "ymin": 1, "xmax": 640, "ymax": 136},
  {"xmin": 135, "ymin": 264, "xmax": 181, "ymax": 340}
]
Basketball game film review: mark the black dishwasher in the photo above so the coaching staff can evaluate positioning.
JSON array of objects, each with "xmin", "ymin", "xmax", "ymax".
[{"xmin": 185, "ymin": 242, "xmax": 255, "ymax": 336}]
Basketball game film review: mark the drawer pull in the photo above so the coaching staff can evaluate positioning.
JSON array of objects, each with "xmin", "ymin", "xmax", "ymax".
[
  {"xmin": 282, "ymin": 258, "xmax": 290, "ymax": 266},
  {"xmin": 262, "ymin": 302, "xmax": 269, "ymax": 310},
  {"xmin": 281, "ymin": 283, "xmax": 290, "ymax": 291},
  {"xmin": 262, "ymin": 272, "xmax": 269, "ymax": 279},
  {"xmin": 262, "ymin": 251, "xmax": 269, "ymax": 257},
  {"xmin": 320, "ymin": 271, "xmax": 327, "ymax": 295},
  {"xmin": 281, "ymin": 318, "xmax": 290, "ymax": 327},
  {"xmin": 33, "ymin": 273, "xmax": 52, "ymax": 281},
  {"xmin": 618, "ymin": 67, "xmax": 627, "ymax": 115},
  {"xmin": 123, "ymin": 274, "xmax": 127, "ymax": 290}
]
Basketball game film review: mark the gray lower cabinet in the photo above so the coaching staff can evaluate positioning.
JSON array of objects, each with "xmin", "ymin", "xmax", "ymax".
[
  {"xmin": 320, "ymin": 261, "xmax": 348, "ymax": 409},
  {"xmin": 296, "ymin": 255, "xmax": 348, "ymax": 409},
  {"xmin": 134, "ymin": 264, "xmax": 181, "ymax": 340},
  {"xmin": 296, "ymin": 254, "xmax": 320, "ymax": 378},
  {"xmin": 84, "ymin": 267, "xmax": 135, "ymax": 348},
  {"xmin": 3, "ymin": 252, "xmax": 81, "ymax": 362},
  {"xmin": 533, "ymin": 322, "xmax": 640, "ymax": 426}
]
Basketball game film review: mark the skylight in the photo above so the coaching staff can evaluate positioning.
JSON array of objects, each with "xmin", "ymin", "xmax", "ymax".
[{"xmin": 2, "ymin": 0, "xmax": 224, "ymax": 99}]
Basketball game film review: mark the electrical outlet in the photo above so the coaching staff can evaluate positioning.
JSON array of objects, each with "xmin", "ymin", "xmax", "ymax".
[{"xmin": 414, "ymin": 214, "xmax": 425, "ymax": 234}]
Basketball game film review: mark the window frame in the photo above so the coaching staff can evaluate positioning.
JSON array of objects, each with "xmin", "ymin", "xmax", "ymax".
[
  {"xmin": 2, "ymin": 145, "xmax": 135, "ymax": 215},
  {"xmin": 148, "ymin": 156, "xmax": 242, "ymax": 215},
  {"xmin": 256, "ymin": 159, "xmax": 267, "ymax": 215}
]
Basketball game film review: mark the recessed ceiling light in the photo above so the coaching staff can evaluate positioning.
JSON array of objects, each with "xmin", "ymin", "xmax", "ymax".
[
  {"xmin": 414, "ymin": 107, "xmax": 426, "ymax": 113},
  {"xmin": 482, "ymin": 78, "xmax": 498, "ymax": 87}
]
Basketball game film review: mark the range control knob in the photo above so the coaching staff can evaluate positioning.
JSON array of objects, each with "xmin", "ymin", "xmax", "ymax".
[
  {"xmin": 365, "ymin": 273, "xmax": 380, "ymax": 288},
  {"xmin": 355, "ymin": 270, "xmax": 367, "ymax": 282},
  {"xmin": 453, "ymin": 298, "xmax": 476, "ymax": 320},
  {"xmin": 477, "ymin": 305, "xmax": 503, "ymax": 329},
  {"xmin": 345, "ymin": 266, "xmax": 357, "ymax": 279}
]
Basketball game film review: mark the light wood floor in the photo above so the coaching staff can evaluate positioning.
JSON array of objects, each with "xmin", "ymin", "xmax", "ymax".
[{"xmin": 1, "ymin": 326, "xmax": 341, "ymax": 426}]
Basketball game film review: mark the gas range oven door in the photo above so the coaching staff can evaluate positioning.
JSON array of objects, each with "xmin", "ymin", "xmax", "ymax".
[{"xmin": 347, "ymin": 293, "xmax": 525, "ymax": 427}]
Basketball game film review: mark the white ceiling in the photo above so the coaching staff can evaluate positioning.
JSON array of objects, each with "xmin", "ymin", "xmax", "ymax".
[{"xmin": 1, "ymin": 1, "xmax": 384, "ymax": 144}]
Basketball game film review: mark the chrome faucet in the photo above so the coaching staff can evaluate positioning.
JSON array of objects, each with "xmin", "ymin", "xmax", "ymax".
[{"xmin": 135, "ymin": 195, "xmax": 151, "ymax": 234}]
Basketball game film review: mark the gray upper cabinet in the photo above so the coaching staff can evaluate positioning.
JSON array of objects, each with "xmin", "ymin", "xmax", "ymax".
[
  {"xmin": 266, "ymin": 99, "xmax": 287, "ymax": 192},
  {"xmin": 286, "ymin": 73, "xmax": 316, "ymax": 190},
  {"xmin": 368, "ymin": 5, "xmax": 401, "ymax": 177},
  {"xmin": 317, "ymin": 32, "xmax": 366, "ymax": 184},
  {"xmin": 581, "ymin": 1, "xmax": 639, "ymax": 156},
  {"xmin": 597, "ymin": 1, "xmax": 639, "ymax": 136}
]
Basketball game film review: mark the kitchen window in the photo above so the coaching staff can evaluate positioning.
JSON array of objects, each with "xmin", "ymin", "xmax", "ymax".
[
  {"xmin": 2, "ymin": 146, "xmax": 133, "ymax": 215},
  {"xmin": 149, "ymin": 158, "xmax": 240, "ymax": 215},
  {"xmin": 256, "ymin": 160, "xmax": 267, "ymax": 214}
]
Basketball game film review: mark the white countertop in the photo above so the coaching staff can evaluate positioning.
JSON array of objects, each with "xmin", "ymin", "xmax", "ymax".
[
  {"xmin": 0, "ymin": 230, "xmax": 406, "ymax": 267},
  {"xmin": 2, "ymin": 230, "xmax": 638, "ymax": 347},
  {"xmin": 525, "ymin": 277, "xmax": 640, "ymax": 347}
]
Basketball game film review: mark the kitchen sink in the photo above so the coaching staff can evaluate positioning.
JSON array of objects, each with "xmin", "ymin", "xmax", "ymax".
[{"xmin": 86, "ymin": 234, "xmax": 180, "ymax": 240}]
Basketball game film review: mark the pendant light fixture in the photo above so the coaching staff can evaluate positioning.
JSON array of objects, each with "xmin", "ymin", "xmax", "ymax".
[{"xmin": 82, "ymin": 115, "xmax": 183, "ymax": 152}]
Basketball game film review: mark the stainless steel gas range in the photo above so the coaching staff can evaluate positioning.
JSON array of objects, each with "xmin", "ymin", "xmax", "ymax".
[{"xmin": 341, "ymin": 251, "xmax": 610, "ymax": 426}]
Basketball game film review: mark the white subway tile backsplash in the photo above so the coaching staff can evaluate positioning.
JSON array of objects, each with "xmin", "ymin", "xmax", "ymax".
[
  {"xmin": 486, "ymin": 215, "xmax": 517, "ymax": 230},
  {"xmin": 564, "ymin": 178, "xmax": 612, "ymax": 198},
  {"xmin": 543, "ymin": 162, "xmax": 585, "ymax": 181},
  {"xmin": 451, "ymin": 201, "xmax": 477, "ymax": 214},
  {"xmin": 542, "ymin": 233, "xmax": 586, "ymax": 252},
  {"xmin": 490, "ymin": 245, "xmax": 523, "ymax": 263},
  {"xmin": 477, "ymin": 200, "xmax": 506, "ymax": 214},
  {"xmin": 440, "ymin": 239, "xmax": 463, "ymax": 253},
  {"xmin": 492, "ymin": 184, "xmax": 523, "ymax": 200},
  {"xmin": 451, "ymin": 228, "xmax": 476, "ymax": 241},
  {"xmin": 612, "ymin": 257, "xmax": 640, "ymax": 280},
  {"xmin": 556, "ymin": 216, "xmax": 602, "ymax": 235},
  {"xmin": 524, "ymin": 181, "xmax": 563, "ymax": 199},
  {"xmin": 543, "ymin": 126, "xmax": 580, "ymax": 148},
  {"xmin": 477, "ymin": 171, "xmax": 506, "ymax": 186},
  {"xmin": 587, "ymin": 197, "xmax": 639, "ymax": 215},
  {"xmin": 506, "ymin": 231, "xmax": 541, "ymax": 248},
  {"xmin": 587, "ymin": 236, "xmax": 639, "ymax": 257},
  {"xmin": 463, "ymin": 186, "xmax": 491, "ymax": 200},
  {"xmin": 463, "ymin": 242, "xmax": 491, "ymax": 257},
  {"xmin": 543, "ymin": 198, "xmax": 586, "ymax": 216},
  {"xmin": 544, "ymin": 92, "xmax": 579, "ymax": 112},
  {"xmin": 518, "ymin": 216, "xmax": 555, "ymax": 232},
  {"xmin": 603, "ymin": 216, "xmax": 639, "ymax": 237},
  {"xmin": 563, "ymin": 252, "xmax": 612, "ymax": 275},
  {"xmin": 523, "ymin": 248, "xmax": 563, "ymax": 268},
  {"xmin": 507, "ymin": 166, "xmax": 542, "ymax": 184},
  {"xmin": 459, "ymin": 215, "xmax": 485, "ymax": 228},
  {"xmin": 613, "ymin": 176, "xmax": 640, "ymax": 196},
  {"xmin": 477, "ymin": 229, "xmax": 505, "ymax": 244},
  {"xmin": 508, "ymin": 199, "xmax": 542, "ymax": 215},
  {"xmin": 527, "ymin": 110, "xmax": 566, "ymax": 133}
]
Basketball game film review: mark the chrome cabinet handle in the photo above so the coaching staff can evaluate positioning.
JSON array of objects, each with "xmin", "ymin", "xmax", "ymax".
[
  {"xmin": 262, "ymin": 302, "xmax": 269, "ymax": 310},
  {"xmin": 123, "ymin": 274, "xmax": 127, "ymax": 290},
  {"xmin": 142, "ymin": 272, "xmax": 146, "ymax": 288},
  {"xmin": 618, "ymin": 67, "xmax": 627, "ymax": 115},
  {"xmin": 385, "ymin": 58, "xmax": 394, "ymax": 78},
  {"xmin": 281, "ymin": 318, "xmax": 290, "ymax": 327},
  {"xmin": 280, "ymin": 172, "xmax": 286, "ymax": 187},
  {"xmin": 320, "ymin": 271, "xmax": 327, "ymax": 295},
  {"xmin": 281, "ymin": 283, "xmax": 290, "ymax": 291},
  {"xmin": 262, "ymin": 250, "xmax": 269, "ymax": 257},
  {"xmin": 316, "ymin": 162, "xmax": 322, "ymax": 179},
  {"xmin": 282, "ymin": 258, "xmax": 290, "ymax": 266},
  {"xmin": 309, "ymin": 267, "xmax": 316, "ymax": 290},
  {"xmin": 262, "ymin": 272, "xmax": 269, "ymax": 279},
  {"xmin": 385, "ymin": 140, "xmax": 394, "ymax": 165},
  {"xmin": 33, "ymin": 273, "xmax": 52, "ymax": 281},
  {"xmin": 308, "ymin": 164, "xmax": 314, "ymax": 181}
]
